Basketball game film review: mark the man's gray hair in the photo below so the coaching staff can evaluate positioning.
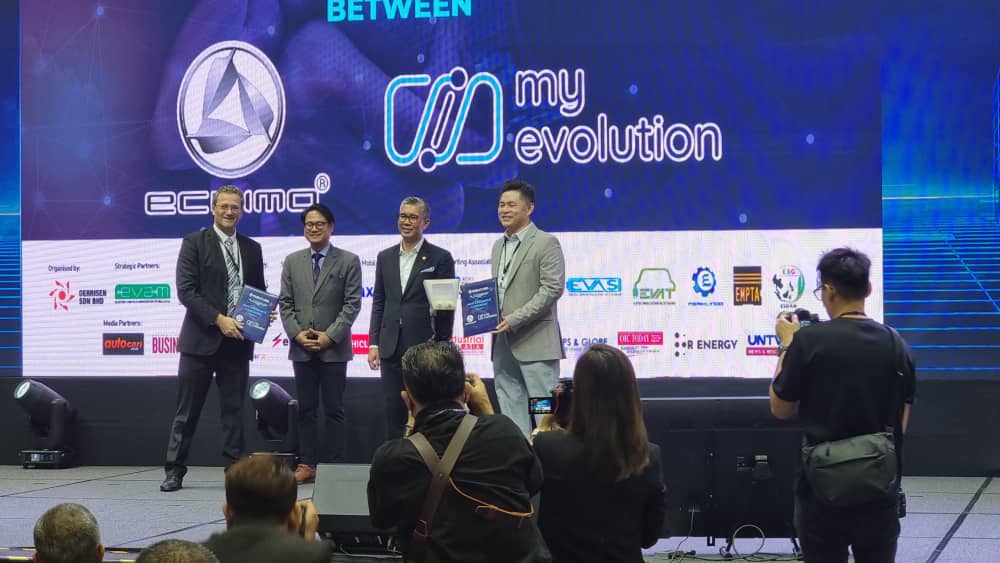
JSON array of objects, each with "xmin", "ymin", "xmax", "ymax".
[
  {"xmin": 136, "ymin": 539, "xmax": 219, "ymax": 563},
  {"xmin": 400, "ymin": 196, "xmax": 430, "ymax": 219},
  {"xmin": 33, "ymin": 503, "xmax": 101, "ymax": 563}
]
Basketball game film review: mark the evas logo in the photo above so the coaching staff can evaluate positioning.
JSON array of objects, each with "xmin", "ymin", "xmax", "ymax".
[
  {"xmin": 178, "ymin": 41, "xmax": 285, "ymax": 178},
  {"xmin": 384, "ymin": 67, "xmax": 503, "ymax": 172}
]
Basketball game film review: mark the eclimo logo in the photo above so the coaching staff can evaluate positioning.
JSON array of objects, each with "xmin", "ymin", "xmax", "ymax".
[{"xmin": 178, "ymin": 41, "xmax": 286, "ymax": 178}]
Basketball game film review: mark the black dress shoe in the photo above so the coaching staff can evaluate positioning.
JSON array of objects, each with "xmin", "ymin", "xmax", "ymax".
[{"xmin": 160, "ymin": 474, "xmax": 183, "ymax": 492}]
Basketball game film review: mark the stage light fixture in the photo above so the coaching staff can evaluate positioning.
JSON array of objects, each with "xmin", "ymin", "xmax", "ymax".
[
  {"xmin": 13, "ymin": 379, "xmax": 77, "ymax": 468},
  {"xmin": 249, "ymin": 379, "xmax": 299, "ymax": 460}
]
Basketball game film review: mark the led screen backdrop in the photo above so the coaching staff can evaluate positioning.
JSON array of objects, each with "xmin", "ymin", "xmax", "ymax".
[{"xmin": 20, "ymin": 1, "xmax": 883, "ymax": 378}]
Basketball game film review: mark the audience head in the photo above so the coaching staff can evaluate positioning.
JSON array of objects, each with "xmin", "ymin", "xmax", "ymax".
[
  {"xmin": 816, "ymin": 247, "xmax": 872, "ymax": 311},
  {"xmin": 136, "ymin": 540, "xmax": 218, "ymax": 563},
  {"xmin": 222, "ymin": 455, "xmax": 299, "ymax": 530},
  {"xmin": 568, "ymin": 344, "xmax": 650, "ymax": 481},
  {"xmin": 33, "ymin": 503, "xmax": 104, "ymax": 563},
  {"xmin": 401, "ymin": 341, "xmax": 467, "ymax": 410}
]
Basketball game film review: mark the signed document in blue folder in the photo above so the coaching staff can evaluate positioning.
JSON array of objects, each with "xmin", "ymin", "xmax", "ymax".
[
  {"xmin": 232, "ymin": 286, "xmax": 279, "ymax": 343},
  {"xmin": 461, "ymin": 279, "xmax": 500, "ymax": 336}
]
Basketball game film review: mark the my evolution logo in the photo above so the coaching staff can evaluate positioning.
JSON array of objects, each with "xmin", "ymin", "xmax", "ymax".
[{"xmin": 385, "ymin": 67, "xmax": 723, "ymax": 171}]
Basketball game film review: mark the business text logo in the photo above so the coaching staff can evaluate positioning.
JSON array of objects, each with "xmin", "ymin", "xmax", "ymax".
[
  {"xmin": 177, "ymin": 41, "xmax": 285, "ymax": 178},
  {"xmin": 772, "ymin": 265, "xmax": 805, "ymax": 309},
  {"xmin": 566, "ymin": 277, "xmax": 622, "ymax": 296},
  {"xmin": 385, "ymin": 67, "xmax": 503, "ymax": 172},
  {"xmin": 114, "ymin": 284, "xmax": 171, "ymax": 303},
  {"xmin": 633, "ymin": 268, "xmax": 676, "ymax": 305},
  {"xmin": 151, "ymin": 335, "xmax": 179, "ymax": 355},
  {"xmin": 103, "ymin": 333, "xmax": 144, "ymax": 356},
  {"xmin": 733, "ymin": 266, "xmax": 762, "ymax": 306},
  {"xmin": 385, "ymin": 68, "xmax": 723, "ymax": 170}
]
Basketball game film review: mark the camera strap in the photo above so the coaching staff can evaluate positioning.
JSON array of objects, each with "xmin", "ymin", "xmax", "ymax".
[{"xmin": 404, "ymin": 414, "xmax": 478, "ymax": 563}]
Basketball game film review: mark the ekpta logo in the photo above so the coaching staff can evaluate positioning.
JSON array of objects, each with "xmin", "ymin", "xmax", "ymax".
[{"xmin": 103, "ymin": 333, "xmax": 144, "ymax": 356}]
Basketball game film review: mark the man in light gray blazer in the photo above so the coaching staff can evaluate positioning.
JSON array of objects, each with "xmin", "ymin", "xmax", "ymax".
[
  {"xmin": 279, "ymin": 203, "xmax": 362, "ymax": 484},
  {"xmin": 491, "ymin": 179, "xmax": 566, "ymax": 437}
]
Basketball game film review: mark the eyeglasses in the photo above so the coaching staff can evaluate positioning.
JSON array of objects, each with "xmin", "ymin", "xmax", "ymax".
[
  {"xmin": 304, "ymin": 221, "xmax": 329, "ymax": 230},
  {"xmin": 214, "ymin": 204, "xmax": 241, "ymax": 213},
  {"xmin": 813, "ymin": 285, "xmax": 825, "ymax": 300},
  {"xmin": 398, "ymin": 213, "xmax": 423, "ymax": 223}
]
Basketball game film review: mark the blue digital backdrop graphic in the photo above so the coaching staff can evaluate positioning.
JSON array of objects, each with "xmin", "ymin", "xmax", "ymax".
[
  {"xmin": 3, "ymin": 1, "xmax": 1000, "ymax": 377},
  {"xmin": 19, "ymin": 0, "xmax": 880, "ymax": 240}
]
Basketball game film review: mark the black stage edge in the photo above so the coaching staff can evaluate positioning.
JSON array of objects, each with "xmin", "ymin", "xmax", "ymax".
[{"xmin": 0, "ymin": 377, "xmax": 997, "ymax": 476}]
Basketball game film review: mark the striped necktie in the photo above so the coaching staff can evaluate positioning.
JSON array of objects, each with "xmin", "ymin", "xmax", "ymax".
[
  {"xmin": 224, "ymin": 237, "xmax": 241, "ymax": 313},
  {"xmin": 312, "ymin": 252, "xmax": 322, "ymax": 285}
]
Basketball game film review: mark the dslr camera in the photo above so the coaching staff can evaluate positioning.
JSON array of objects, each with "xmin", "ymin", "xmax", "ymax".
[{"xmin": 784, "ymin": 307, "xmax": 821, "ymax": 327}]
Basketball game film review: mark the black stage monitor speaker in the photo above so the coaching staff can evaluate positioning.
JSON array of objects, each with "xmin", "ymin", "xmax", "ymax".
[{"xmin": 314, "ymin": 463, "xmax": 398, "ymax": 554}]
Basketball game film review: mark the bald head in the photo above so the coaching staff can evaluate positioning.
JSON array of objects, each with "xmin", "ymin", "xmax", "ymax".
[
  {"xmin": 136, "ymin": 539, "xmax": 218, "ymax": 563},
  {"xmin": 33, "ymin": 503, "xmax": 104, "ymax": 563}
]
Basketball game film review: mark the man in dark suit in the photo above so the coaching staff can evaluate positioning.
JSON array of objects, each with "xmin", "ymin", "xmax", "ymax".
[
  {"xmin": 204, "ymin": 455, "xmax": 330, "ymax": 563},
  {"xmin": 368, "ymin": 196, "xmax": 456, "ymax": 439},
  {"xmin": 161, "ymin": 185, "xmax": 267, "ymax": 492},
  {"xmin": 279, "ymin": 203, "xmax": 362, "ymax": 484}
]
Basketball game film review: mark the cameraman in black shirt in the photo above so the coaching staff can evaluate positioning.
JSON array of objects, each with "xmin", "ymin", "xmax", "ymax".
[{"xmin": 770, "ymin": 247, "xmax": 916, "ymax": 563}]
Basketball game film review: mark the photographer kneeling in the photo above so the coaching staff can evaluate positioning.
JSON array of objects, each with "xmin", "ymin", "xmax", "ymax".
[
  {"xmin": 770, "ymin": 247, "xmax": 916, "ymax": 563},
  {"xmin": 533, "ymin": 344, "xmax": 667, "ymax": 563}
]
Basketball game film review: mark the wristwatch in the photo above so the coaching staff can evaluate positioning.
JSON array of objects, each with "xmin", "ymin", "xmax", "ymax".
[{"xmin": 777, "ymin": 344, "xmax": 791, "ymax": 355}]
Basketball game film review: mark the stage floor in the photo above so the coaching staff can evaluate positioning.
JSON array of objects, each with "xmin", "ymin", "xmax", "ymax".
[{"xmin": 0, "ymin": 466, "xmax": 996, "ymax": 562}]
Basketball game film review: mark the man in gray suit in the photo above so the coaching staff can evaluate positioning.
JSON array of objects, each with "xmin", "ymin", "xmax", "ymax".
[
  {"xmin": 491, "ymin": 179, "xmax": 566, "ymax": 437},
  {"xmin": 279, "ymin": 203, "xmax": 362, "ymax": 484}
]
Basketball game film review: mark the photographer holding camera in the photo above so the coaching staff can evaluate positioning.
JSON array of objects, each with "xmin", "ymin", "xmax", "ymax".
[
  {"xmin": 533, "ymin": 344, "xmax": 666, "ymax": 563},
  {"xmin": 770, "ymin": 248, "xmax": 915, "ymax": 563}
]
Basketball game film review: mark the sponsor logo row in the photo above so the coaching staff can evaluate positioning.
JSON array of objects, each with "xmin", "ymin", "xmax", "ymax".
[{"xmin": 567, "ymin": 265, "xmax": 809, "ymax": 309}]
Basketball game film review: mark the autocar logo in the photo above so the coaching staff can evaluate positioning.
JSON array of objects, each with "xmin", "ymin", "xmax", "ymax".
[{"xmin": 177, "ymin": 41, "xmax": 285, "ymax": 178}]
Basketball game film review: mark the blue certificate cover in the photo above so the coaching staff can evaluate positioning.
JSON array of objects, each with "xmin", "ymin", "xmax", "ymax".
[
  {"xmin": 461, "ymin": 279, "xmax": 500, "ymax": 336},
  {"xmin": 232, "ymin": 286, "xmax": 279, "ymax": 344}
]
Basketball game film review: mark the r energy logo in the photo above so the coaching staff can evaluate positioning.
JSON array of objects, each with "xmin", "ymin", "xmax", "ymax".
[{"xmin": 385, "ymin": 67, "xmax": 723, "ymax": 171}]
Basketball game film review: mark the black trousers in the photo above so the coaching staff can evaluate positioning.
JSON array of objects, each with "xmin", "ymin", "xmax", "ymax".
[
  {"xmin": 165, "ymin": 340, "xmax": 249, "ymax": 474},
  {"xmin": 292, "ymin": 358, "xmax": 347, "ymax": 466},
  {"xmin": 379, "ymin": 353, "xmax": 408, "ymax": 441},
  {"xmin": 795, "ymin": 489, "xmax": 899, "ymax": 563}
]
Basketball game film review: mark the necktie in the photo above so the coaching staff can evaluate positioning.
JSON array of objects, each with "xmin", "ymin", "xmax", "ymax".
[
  {"xmin": 312, "ymin": 252, "xmax": 322, "ymax": 285},
  {"xmin": 224, "ymin": 237, "xmax": 241, "ymax": 313}
]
